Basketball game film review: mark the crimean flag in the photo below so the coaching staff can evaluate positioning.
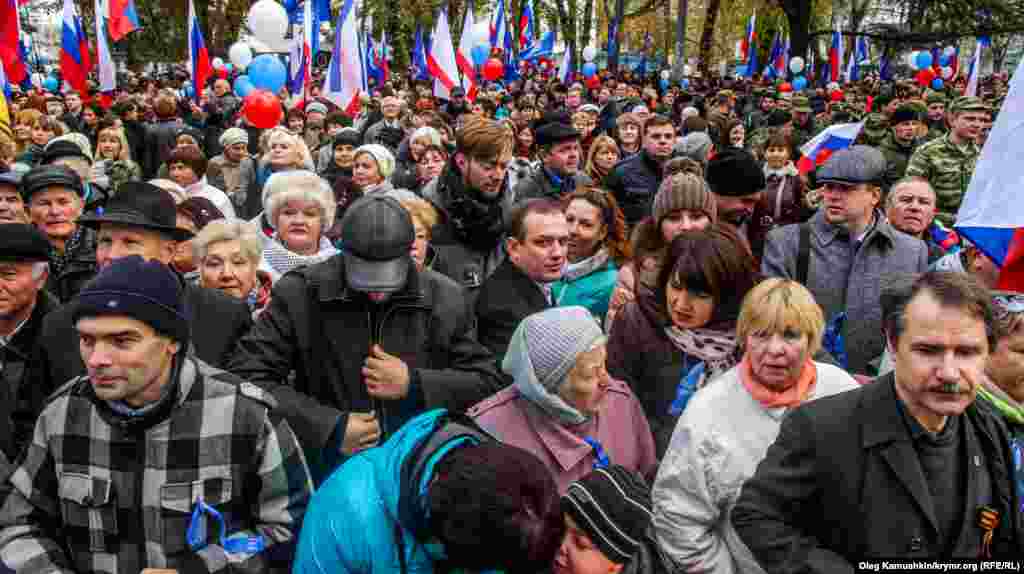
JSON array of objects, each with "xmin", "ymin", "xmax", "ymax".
[{"xmin": 108, "ymin": 0, "xmax": 140, "ymax": 41}]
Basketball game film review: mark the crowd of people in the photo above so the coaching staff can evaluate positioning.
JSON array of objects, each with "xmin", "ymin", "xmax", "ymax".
[{"xmin": 0, "ymin": 62, "xmax": 1020, "ymax": 574}]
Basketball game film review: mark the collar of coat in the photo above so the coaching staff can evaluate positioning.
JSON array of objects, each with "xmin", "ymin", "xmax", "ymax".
[{"xmin": 810, "ymin": 208, "xmax": 899, "ymax": 250}]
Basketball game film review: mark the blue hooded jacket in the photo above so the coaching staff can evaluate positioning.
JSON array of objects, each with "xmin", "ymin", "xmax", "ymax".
[{"xmin": 293, "ymin": 410, "xmax": 488, "ymax": 574}]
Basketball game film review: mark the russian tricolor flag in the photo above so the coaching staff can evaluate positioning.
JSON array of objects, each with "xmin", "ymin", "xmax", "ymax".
[
  {"xmin": 1, "ymin": 0, "xmax": 27, "ymax": 85},
  {"xmin": 108, "ymin": 0, "xmax": 140, "ymax": 42},
  {"xmin": 797, "ymin": 121, "xmax": 864, "ymax": 174},
  {"xmin": 741, "ymin": 10, "xmax": 756, "ymax": 77},
  {"xmin": 829, "ymin": 28, "xmax": 842, "ymax": 82},
  {"xmin": 188, "ymin": 0, "xmax": 211, "ymax": 103},
  {"xmin": 61, "ymin": 0, "xmax": 89, "ymax": 95},
  {"xmin": 323, "ymin": 0, "xmax": 365, "ymax": 114},
  {"xmin": 956, "ymin": 57, "xmax": 1024, "ymax": 292},
  {"xmin": 519, "ymin": 0, "xmax": 534, "ymax": 50},
  {"xmin": 490, "ymin": 0, "xmax": 505, "ymax": 50}
]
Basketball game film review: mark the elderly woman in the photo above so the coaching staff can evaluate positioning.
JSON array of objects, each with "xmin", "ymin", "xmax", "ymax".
[
  {"xmin": 652, "ymin": 279, "xmax": 858, "ymax": 572},
  {"xmin": 607, "ymin": 224, "xmax": 759, "ymax": 455},
  {"xmin": 606, "ymin": 158, "xmax": 717, "ymax": 330},
  {"xmin": 239, "ymin": 127, "xmax": 312, "ymax": 220},
  {"xmin": 469, "ymin": 306, "xmax": 657, "ymax": 494},
  {"xmin": 172, "ymin": 196, "xmax": 225, "ymax": 281},
  {"xmin": 193, "ymin": 218, "xmax": 273, "ymax": 315},
  {"xmin": 552, "ymin": 188, "xmax": 630, "ymax": 324},
  {"xmin": 583, "ymin": 135, "xmax": 619, "ymax": 184},
  {"xmin": 258, "ymin": 170, "xmax": 339, "ymax": 281},
  {"xmin": 391, "ymin": 126, "xmax": 443, "ymax": 189},
  {"xmin": 352, "ymin": 144, "xmax": 397, "ymax": 194},
  {"xmin": 614, "ymin": 112, "xmax": 642, "ymax": 156},
  {"xmin": 92, "ymin": 124, "xmax": 142, "ymax": 194},
  {"xmin": 397, "ymin": 196, "xmax": 441, "ymax": 271}
]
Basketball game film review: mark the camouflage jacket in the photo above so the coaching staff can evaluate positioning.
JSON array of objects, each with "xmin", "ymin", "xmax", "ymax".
[
  {"xmin": 905, "ymin": 133, "xmax": 979, "ymax": 224},
  {"xmin": 878, "ymin": 134, "xmax": 918, "ymax": 192}
]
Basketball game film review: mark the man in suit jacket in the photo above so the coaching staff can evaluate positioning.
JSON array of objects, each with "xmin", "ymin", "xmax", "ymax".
[
  {"xmin": 732, "ymin": 271, "xmax": 1024, "ymax": 572},
  {"xmin": 476, "ymin": 198, "xmax": 568, "ymax": 361}
]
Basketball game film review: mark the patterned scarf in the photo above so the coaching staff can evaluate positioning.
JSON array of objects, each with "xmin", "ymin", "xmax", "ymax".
[
  {"xmin": 48, "ymin": 226, "xmax": 84, "ymax": 278},
  {"xmin": 262, "ymin": 235, "xmax": 338, "ymax": 278},
  {"xmin": 561, "ymin": 249, "xmax": 610, "ymax": 283},
  {"xmin": 663, "ymin": 325, "xmax": 739, "ymax": 384}
]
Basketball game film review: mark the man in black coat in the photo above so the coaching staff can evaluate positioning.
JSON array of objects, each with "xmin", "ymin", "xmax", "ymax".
[
  {"xmin": 0, "ymin": 225, "xmax": 60, "ymax": 462},
  {"xmin": 733, "ymin": 272, "xmax": 1024, "ymax": 571},
  {"xmin": 14, "ymin": 183, "xmax": 252, "ymax": 455},
  {"xmin": 475, "ymin": 198, "xmax": 567, "ymax": 361},
  {"xmin": 227, "ymin": 196, "xmax": 504, "ymax": 485},
  {"xmin": 604, "ymin": 115, "xmax": 676, "ymax": 226},
  {"xmin": 512, "ymin": 112, "xmax": 592, "ymax": 202}
]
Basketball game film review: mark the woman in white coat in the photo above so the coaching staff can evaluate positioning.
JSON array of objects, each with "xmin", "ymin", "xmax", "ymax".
[{"xmin": 652, "ymin": 278, "xmax": 859, "ymax": 573}]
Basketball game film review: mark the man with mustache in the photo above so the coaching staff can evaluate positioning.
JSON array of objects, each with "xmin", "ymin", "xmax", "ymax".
[
  {"xmin": 761, "ymin": 146, "xmax": 929, "ymax": 375},
  {"xmin": 734, "ymin": 272, "xmax": 1024, "ymax": 568}
]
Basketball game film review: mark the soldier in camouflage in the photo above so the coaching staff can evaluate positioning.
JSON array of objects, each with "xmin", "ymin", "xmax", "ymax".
[
  {"xmin": 790, "ymin": 95, "xmax": 816, "ymax": 149},
  {"xmin": 879, "ymin": 105, "xmax": 923, "ymax": 192},
  {"xmin": 707, "ymin": 90, "xmax": 737, "ymax": 145},
  {"xmin": 861, "ymin": 113, "xmax": 889, "ymax": 147},
  {"xmin": 746, "ymin": 89, "xmax": 775, "ymax": 132},
  {"xmin": 905, "ymin": 96, "xmax": 988, "ymax": 225},
  {"xmin": 924, "ymin": 92, "xmax": 948, "ymax": 142}
]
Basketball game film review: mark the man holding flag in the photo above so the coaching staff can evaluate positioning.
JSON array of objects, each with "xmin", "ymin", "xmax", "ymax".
[{"xmin": 906, "ymin": 96, "xmax": 989, "ymax": 226}]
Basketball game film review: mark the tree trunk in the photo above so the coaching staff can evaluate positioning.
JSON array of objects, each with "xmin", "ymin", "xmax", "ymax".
[
  {"xmin": 782, "ymin": 0, "xmax": 813, "ymax": 71},
  {"xmin": 583, "ymin": 0, "xmax": 594, "ymax": 59},
  {"xmin": 697, "ymin": 0, "xmax": 720, "ymax": 76},
  {"xmin": 671, "ymin": 0, "xmax": 687, "ymax": 80},
  {"xmin": 608, "ymin": 0, "xmax": 625, "ymax": 72}
]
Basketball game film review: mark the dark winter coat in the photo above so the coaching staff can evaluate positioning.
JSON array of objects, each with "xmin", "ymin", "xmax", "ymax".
[
  {"xmin": 226, "ymin": 256, "xmax": 505, "ymax": 484},
  {"xmin": 474, "ymin": 259, "xmax": 552, "ymax": 363},
  {"xmin": 604, "ymin": 150, "xmax": 665, "ymax": 227},
  {"xmin": 45, "ymin": 226, "xmax": 98, "ymax": 303},
  {"xmin": 142, "ymin": 119, "xmax": 184, "ymax": 179},
  {"xmin": 512, "ymin": 164, "xmax": 592, "ymax": 202},
  {"xmin": 733, "ymin": 375, "xmax": 1024, "ymax": 571}
]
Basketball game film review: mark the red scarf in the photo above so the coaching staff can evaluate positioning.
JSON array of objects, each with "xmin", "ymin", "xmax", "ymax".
[{"xmin": 739, "ymin": 355, "xmax": 817, "ymax": 408}]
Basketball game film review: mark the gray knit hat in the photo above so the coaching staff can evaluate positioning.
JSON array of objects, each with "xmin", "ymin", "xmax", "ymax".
[
  {"xmin": 507, "ymin": 306, "xmax": 604, "ymax": 392},
  {"xmin": 652, "ymin": 158, "xmax": 717, "ymax": 224},
  {"xmin": 219, "ymin": 127, "xmax": 249, "ymax": 148}
]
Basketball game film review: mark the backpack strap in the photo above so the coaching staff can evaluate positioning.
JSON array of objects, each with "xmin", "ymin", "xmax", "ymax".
[{"xmin": 797, "ymin": 222, "xmax": 811, "ymax": 285}]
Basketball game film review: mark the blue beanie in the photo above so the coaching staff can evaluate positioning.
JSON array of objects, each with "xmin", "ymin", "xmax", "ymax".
[{"xmin": 72, "ymin": 256, "xmax": 189, "ymax": 342}]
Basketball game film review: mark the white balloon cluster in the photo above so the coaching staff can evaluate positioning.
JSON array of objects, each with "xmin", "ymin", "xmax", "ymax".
[
  {"xmin": 247, "ymin": 0, "xmax": 290, "ymax": 46},
  {"xmin": 229, "ymin": 42, "xmax": 254, "ymax": 70}
]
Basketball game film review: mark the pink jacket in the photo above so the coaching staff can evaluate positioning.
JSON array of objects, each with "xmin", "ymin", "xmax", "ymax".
[{"xmin": 468, "ymin": 379, "xmax": 658, "ymax": 494}]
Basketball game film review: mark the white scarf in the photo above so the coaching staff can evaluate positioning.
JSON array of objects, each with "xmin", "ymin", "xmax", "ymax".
[
  {"xmin": 763, "ymin": 162, "xmax": 798, "ymax": 179},
  {"xmin": 261, "ymin": 235, "xmax": 338, "ymax": 279}
]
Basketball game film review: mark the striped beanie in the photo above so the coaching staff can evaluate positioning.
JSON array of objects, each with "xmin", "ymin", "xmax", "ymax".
[{"xmin": 561, "ymin": 465, "xmax": 653, "ymax": 564}]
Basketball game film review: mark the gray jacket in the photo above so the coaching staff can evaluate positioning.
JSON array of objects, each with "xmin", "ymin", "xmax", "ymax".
[{"xmin": 761, "ymin": 209, "xmax": 928, "ymax": 374}]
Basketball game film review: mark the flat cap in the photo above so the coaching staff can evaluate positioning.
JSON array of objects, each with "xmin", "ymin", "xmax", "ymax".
[
  {"xmin": 0, "ymin": 223, "xmax": 52, "ymax": 261},
  {"xmin": 21, "ymin": 165, "xmax": 85, "ymax": 200},
  {"xmin": 950, "ymin": 96, "xmax": 989, "ymax": 114},
  {"xmin": 817, "ymin": 145, "xmax": 887, "ymax": 186},
  {"xmin": 534, "ymin": 111, "xmax": 580, "ymax": 147}
]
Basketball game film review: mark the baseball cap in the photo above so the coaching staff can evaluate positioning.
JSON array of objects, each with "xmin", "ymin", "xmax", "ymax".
[{"xmin": 340, "ymin": 196, "xmax": 415, "ymax": 292}]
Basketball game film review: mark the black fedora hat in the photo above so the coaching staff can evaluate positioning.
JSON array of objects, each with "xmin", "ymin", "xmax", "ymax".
[{"xmin": 78, "ymin": 181, "xmax": 195, "ymax": 241}]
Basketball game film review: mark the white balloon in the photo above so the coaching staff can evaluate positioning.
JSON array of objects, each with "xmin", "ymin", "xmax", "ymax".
[
  {"xmin": 212, "ymin": 57, "xmax": 225, "ymax": 70},
  {"xmin": 229, "ymin": 42, "xmax": 253, "ymax": 70},
  {"xmin": 248, "ymin": 0, "xmax": 289, "ymax": 46},
  {"xmin": 944, "ymin": 46, "xmax": 956, "ymax": 57},
  {"xmin": 789, "ymin": 56, "xmax": 805, "ymax": 74},
  {"xmin": 660, "ymin": 70, "xmax": 670, "ymax": 80},
  {"xmin": 942, "ymin": 65, "xmax": 954, "ymax": 79},
  {"xmin": 582, "ymin": 46, "xmax": 597, "ymax": 62}
]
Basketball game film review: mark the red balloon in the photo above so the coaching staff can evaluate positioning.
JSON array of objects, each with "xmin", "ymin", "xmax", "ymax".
[
  {"xmin": 585, "ymin": 75, "xmax": 601, "ymax": 89},
  {"xmin": 243, "ymin": 90, "xmax": 284, "ymax": 129},
  {"xmin": 830, "ymin": 90, "xmax": 844, "ymax": 102},
  {"xmin": 916, "ymin": 69, "xmax": 935, "ymax": 87},
  {"xmin": 482, "ymin": 58, "xmax": 504, "ymax": 81},
  {"xmin": 778, "ymin": 82, "xmax": 793, "ymax": 93}
]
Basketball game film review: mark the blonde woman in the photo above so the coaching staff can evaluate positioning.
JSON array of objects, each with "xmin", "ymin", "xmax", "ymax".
[
  {"xmin": 258, "ymin": 170, "xmax": 339, "ymax": 282},
  {"xmin": 193, "ymin": 218, "xmax": 273, "ymax": 315},
  {"xmin": 91, "ymin": 124, "xmax": 142, "ymax": 194},
  {"xmin": 239, "ymin": 127, "xmax": 313, "ymax": 221}
]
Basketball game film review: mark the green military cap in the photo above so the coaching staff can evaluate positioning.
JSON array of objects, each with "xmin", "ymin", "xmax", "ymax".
[
  {"xmin": 950, "ymin": 96, "xmax": 990, "ymax": 114},
  {"xmin": 925, "ymin": 91, "xmax": 947, "ymax": 105},
  {"xmin": 791, "ymin": 94, "xmax": 812, "ymax": 113},
  {"xmin": 863, "ymin": 113, "xmax": 889, "ymax": 139}
]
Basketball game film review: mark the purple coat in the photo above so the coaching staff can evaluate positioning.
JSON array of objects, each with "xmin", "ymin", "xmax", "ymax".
[{"xmin": 468, "ymin": 379, "xmax": 658, "ymax": 494}]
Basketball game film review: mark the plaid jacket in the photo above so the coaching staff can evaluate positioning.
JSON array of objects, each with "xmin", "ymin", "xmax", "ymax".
[{"xmin": 0, "ymin": 357, "xmax": 313, "ymax": 574}]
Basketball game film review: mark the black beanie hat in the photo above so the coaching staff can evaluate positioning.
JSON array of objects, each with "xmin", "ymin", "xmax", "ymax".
[
  {"xmin": 706, "ymin": 148, "xmax": 766, "ymax": 198},
  {"xmin": 765, "ymin": 109, "xmax": 793, "ymax": 128},
  {"xmin": 562, "ymin": 466, "xmax": 653, "ymax": 564},
  {"xmin": 891, "ymin": 105, "xmax": 923, "ymax": 126},
  {"xmin": 73, "ymin": 256, "xmax": 190, "ymax": 342}
]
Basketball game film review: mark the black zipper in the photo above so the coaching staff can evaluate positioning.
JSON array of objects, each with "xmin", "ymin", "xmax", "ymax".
[{"xmin": 372, "ymin": 301, "xmax": 430, "ymax": 440}]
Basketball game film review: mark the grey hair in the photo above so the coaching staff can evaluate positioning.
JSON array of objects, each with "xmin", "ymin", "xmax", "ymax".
[
  {"xmin": 191, "ymin": 218, "xmax": 264, "ymax": 264},
  {"xmin": 261, "ymin": 170, "xmax": 336, "ymax": 230},
  {"xmin": 887, "ymin": 176, "xmax": 936, "ymax": 207},
  {"xmin": 410, "ymin": 126, "xmax": 443, "ymax": 148},
  {"xmin": 31, "ymin": 261, "xmax": 49, "ymax": 281}
]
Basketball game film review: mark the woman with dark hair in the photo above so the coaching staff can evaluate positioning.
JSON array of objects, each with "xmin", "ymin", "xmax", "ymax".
[
  {"xmin": 607, "ymin": 224, "xmax": 760, "ymax": 455},
  {"xmin": 513, "ymin": 122, "xmax": 537, "ymax": 161},
  {"xmin": 552, "ymin": 187, "xmax": 630, "ymax": 323}
]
